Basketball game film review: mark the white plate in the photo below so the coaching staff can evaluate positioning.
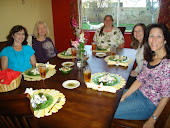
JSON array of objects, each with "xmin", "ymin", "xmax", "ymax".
[
  {"xmin": 96, "ymin": 53, "xmax": 107, "ymax": 57},
  {"xmin": 62, "ymin": 80, "xmax": 80, "ymax": 89},
  {"xmin": 61, "ymin": 62, "xmax": 74, "ymax": 67}
]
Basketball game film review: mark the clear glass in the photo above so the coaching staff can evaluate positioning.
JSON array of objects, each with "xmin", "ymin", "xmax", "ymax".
[
  {"xmin": 38, "ymin": 64, "xmax": 46, "ymax": 81},
  {"xmin": 110, "ymin": 45, "xmax": 116, "ymax": 56},
  {"xmin": 83, "ymin": 67, "xmax": 91, "ymax": 82}
]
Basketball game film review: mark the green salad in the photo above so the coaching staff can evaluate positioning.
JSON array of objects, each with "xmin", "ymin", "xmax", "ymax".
[
  {"xmin": 24, "ymin": 67, "xmax": 49, "ymax": 76},
  {"xmin": 92, "ymin": 73, "xmax": 120, "ymax": 86},
  {"xmin": 32, "ymin": 93, "xmax": 53, "ymax": 111}
]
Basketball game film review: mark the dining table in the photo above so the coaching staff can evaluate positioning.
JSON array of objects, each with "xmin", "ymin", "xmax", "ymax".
[{"xmin": 0, "ymin": 45, "xmax": 136, "ymax": 128}]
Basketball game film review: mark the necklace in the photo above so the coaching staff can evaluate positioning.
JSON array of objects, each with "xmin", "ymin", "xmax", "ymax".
[{"xmin": 13, "ymin": 46, "xmax": 25, "ymax": 67}]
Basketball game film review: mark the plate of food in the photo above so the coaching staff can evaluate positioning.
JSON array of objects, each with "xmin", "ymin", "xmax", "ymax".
[
  {"xmin": 62, "ymin": 80, "xmax": 80, "ymax": 89},
  {"xmin": 61, "ymin": 48, "xmax": 72, "ymax": 56},
  {"xmin": 92, "ymin": 72, "xmax": 120, "ymax": 86},
  {"xmin": 61, "ymin": 62, "xmax": 74, "ymax": 67},
  {"xmin": 23, "ymin": 67, "xmax": 49, "ymax": 76},
  {"xmin": 96, "ymin": 52, "xmax": 107, "ymax": 57},
  {"xmin": 25, "ymin": 88, "xmax": 66, "ymax": 118},
  {"xmin": 59, "ymin": 66, "xmax": 72, "ymax": 74},
  {"xmin": 109, "ymin": 55, "xmax": 129, "ymax": 62}
]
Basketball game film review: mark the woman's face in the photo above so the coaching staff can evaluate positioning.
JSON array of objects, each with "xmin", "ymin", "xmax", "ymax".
[
  {"xmin": 12, "ymin": 30, "xmax": 25, "ymax": 44},
  {"xmin": 104, "ymin": 16, "xmax": 113, "ymax": 27},
  {"xmin": 37, "ymin": 23, "xmax": 47, "ymax": 37},
  {"xmin": 148, "ymin": 27, "xmax": 166, "ymax": 52},
  {"xmin": 134, "ymin": 26, "xmax": 144, "ymax": 43}
]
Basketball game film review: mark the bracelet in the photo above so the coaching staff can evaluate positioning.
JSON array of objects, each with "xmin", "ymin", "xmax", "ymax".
[{"xmin": 151, "ymin": 115, "xmax": 158, "ymax": 120}]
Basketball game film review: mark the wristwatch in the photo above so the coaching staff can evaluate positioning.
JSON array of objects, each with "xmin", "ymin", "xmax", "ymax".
[{"xmin": 151, "ymin": 115, "xmax": 158, "ymax": 120}]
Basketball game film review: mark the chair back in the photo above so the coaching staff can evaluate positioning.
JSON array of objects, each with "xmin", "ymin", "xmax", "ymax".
[
  {"xmin": 0, "ymin": 41, "xmax": 7, "ymax": 52},
  {"xmin": 118, "ymin": 27, "xmax": 126, "ymax": 35},
  {"xmin": 0, "ymin": 93, "xmax": 39, "ymax": 128},
  {"xmin": 0, "ymin": 41, "xmax": 7, "ymax": 69}
]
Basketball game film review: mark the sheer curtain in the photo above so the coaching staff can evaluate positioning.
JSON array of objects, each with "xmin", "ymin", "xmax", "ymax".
[
  {"xmin": 158, "ymin": 0, "xmax": 170, "ymax": 29},
  {"xmin": 70, "ymin": 0, "xmax": 82, "ymax": 28}
]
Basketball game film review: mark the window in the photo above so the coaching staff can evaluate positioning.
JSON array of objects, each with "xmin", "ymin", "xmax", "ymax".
[{"xmin": 82, "ymin": 0, "xmax": 160, "ymax": 32}]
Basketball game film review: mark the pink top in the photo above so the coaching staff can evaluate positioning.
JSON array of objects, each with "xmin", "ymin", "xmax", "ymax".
[{"xmin": 137, "ymin": 59, "xmax": 170, "ymax": 106}]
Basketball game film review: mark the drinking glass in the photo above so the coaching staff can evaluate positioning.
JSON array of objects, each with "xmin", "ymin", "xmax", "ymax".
[
  {"xmin": 71, "ymin": 47, "xmax": 77, "ymax": 56},
  {"xmin": 92, "ymin": 42, "xmax": 97, "ymax": 51},
  {"xmin": 110, "ymin": 45, "xmax": 116, "ymax": 56},
  {"xmin": 83, "ymin": 67, "xmax": 91, "ymax": 82},
  {"xmin": 38, "ymin": 64, "xmax": 47, "ymax": 81}
]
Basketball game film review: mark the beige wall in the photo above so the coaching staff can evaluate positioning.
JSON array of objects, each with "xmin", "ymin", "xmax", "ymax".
[{"xmin": 0, "ymin": 0, "xmax": 54, "ymax": 43}]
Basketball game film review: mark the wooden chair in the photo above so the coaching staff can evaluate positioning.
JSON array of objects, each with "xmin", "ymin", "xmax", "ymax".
[
  {"xmin": 0, "ymin": 41, "xmax": 7, "ymax": 52},
  {"xmin": 111, "ymin": 100, "xmax": 170, "ymax": 128},
  {"xmin": 0, "ymin": 93, "xmax": 39, "ymax": 128},
  {"xmin": 118, "ymin": 27, "xmax": 126, "ymax": 35},
  {"xmin": 0, "ymin": 41, "xmax": 7, "ymax": 69}
]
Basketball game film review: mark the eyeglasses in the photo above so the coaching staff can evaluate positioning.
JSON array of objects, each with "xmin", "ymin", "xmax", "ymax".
[{"xmin": 134, "ymin": 30, "xmax": 143, "ymax": 33}]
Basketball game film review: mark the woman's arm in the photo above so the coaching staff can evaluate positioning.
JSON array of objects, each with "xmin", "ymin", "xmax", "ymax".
[
  {"xmin": 119, "ymin": 43, "xmax": 124, "ymax": 48},
  {"xmin": 30, "ymin": 54, "xmax": 36, "ymax": 67},
  {"xmin": 121, "ymin": 80, "xmax": 142, "ymax": 101},
  {"xmin": 143, "ymin": 97, "xmax": 169, "ymax": 128},
  {"xmin": 1, "ymin": 56, "xmax": 8, "ymax": 70}
]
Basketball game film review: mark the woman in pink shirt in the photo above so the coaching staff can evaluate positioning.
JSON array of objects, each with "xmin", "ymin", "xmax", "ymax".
[{"xmin": 114, "ymin": 23, "xmax": 170, "ymax": 128}]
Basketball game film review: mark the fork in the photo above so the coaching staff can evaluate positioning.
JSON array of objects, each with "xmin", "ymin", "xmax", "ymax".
[{"xmin": 48, "ymin": 97, "xmax": 61, "ymax": 113}]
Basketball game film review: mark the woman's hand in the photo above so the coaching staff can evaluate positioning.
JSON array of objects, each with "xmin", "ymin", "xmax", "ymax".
[
  {"xmin": 143, "ymin": 117, "xmax": 156, "ymax": 128},
  {"xmin": 130, "ymin": 70, "xmax": 138, "ymax": 77},
  {"xmin": 120, "ymin": 94, "xmax": 127, "ymax": 102}
]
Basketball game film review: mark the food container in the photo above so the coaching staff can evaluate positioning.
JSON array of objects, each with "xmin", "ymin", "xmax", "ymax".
[{"xmin": 0, "ymin": 74, "xmax": 21, "ymax": 92}]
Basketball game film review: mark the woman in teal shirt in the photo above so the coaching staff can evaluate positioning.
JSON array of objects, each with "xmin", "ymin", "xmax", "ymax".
[{"xmin": 0, "ymin": 25, "xmax": 36, "ymax": 73}]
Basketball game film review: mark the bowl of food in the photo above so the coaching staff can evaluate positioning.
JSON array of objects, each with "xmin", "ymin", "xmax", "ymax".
[{"xmin": 59, "ymin": 67, "xmax": 72, "ymax": 74}]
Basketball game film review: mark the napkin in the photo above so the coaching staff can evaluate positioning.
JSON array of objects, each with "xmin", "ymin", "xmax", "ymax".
[
  {"xmin": 107, "ymin": 60, "xmax": 128, "ymax": 67},
  {"xmin": 0, "ymin": 69, "xmax": 21, "ymax": 85},
  {"xmin": 36, "ymin": 62, "xmax": 56, "ymax": 69},
  {"xmin": 85, "ymin": 82, "xmax": 117, "ymax": 93}
]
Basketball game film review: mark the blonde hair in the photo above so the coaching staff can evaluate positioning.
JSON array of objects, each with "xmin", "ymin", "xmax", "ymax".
[{"xmin": 33, "ymin": 20, "xmax": 49, "ymax": 38}]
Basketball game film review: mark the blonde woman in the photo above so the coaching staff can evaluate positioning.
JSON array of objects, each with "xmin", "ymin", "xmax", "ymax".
[
  {"xmin": 93, "ymin": 15, "xmax": 124, "ymax": 49},
  {"xmin": 32, "ymin": 21, "xmax": 58, "ymax": 63}
]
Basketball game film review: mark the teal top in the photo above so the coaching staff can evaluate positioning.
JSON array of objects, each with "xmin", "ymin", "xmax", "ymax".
[{"xmin": 0, "ymin": 45, "xmax": 35, "ymax": 73}]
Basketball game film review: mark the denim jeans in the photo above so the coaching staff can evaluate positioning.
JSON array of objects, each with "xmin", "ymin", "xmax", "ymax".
[{"xmin": 114, "ymin": 89, "xmax": 157, "ymax": 120}]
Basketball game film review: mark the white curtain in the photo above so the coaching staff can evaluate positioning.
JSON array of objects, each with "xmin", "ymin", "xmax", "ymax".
[{"xmin": 78, "ymin": 0, "xmax": 82, "ymax": 29}]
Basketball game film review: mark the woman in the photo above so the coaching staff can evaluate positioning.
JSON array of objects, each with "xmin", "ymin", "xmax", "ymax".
[
  {"xmin": 93, "ymin": 15, "xmax": 124, "ymax": 49},
  {"xmin": 114, "ymin": 23, "xmax": 170, "ymax": 128},
  {"xmin": 0, "ymin": 25, "xmax": 36, "ymax": 73},
  {"xmin": 126, "ymin": 23, "xmax": 146, "ymax": 88},
  {"xmin": 32, "ymin": 21, "xmax": 58, "ymax": 63}
]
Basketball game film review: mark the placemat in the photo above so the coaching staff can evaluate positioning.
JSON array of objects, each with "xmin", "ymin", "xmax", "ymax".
[
  {"xmin": 57, "ymin": 53, "xmax": 76, "ymax": 59},
  {"xmin": 91, "ymin": 48, "xmax": 110, "ymax": 53},
  {"xmin": 23, "ymin": 68, "xmax": 56, "ymax": 81},
  {"xmin": 25, "ymin": 88, "xmax": 66, "ymax": 118},
  {"xmin": 85, "ymin": 72, "xmax": 126, "ymax": 93},
  {"xmin": 104, "ymin": 55, "xmax": 133, "ymax": 66}
]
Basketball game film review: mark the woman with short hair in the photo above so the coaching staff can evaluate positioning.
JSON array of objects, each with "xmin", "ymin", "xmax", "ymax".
[{"xmin": 32, "ymin": 21, "xmax": 58, "ymax": 63}]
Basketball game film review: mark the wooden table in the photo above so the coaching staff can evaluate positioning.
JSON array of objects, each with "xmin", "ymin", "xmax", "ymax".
[{"xmin": 0, "ymin": 45, "xmax": 136, "ymax": 128}]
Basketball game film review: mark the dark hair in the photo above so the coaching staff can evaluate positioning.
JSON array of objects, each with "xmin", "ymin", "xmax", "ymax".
[
  {"xmin": 144, "ymin": 23, "xmax": 170, "ymax": 62},
  {"xmin": 99, "ymin": 15, "xmax": 114, "ymax": 36},
  {"xmin": 130, "ymin": 23, "xmax": 146, "ymax": 49},
  {"xmin": 6, "ymin": 25, "xmax": 28, "ymax": 46}
]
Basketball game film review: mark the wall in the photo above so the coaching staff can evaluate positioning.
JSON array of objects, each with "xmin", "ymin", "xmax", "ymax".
[
  {"xmin": 52, "ymin": 0, "xmax": 75, "ymax": 52},
  {"xmin": 0, "ymin": 0, "xmax": 54, "ymax": 44},
  {"xmin": 51, "ymin": 0, "xmax": 132, "ymax": 52}
]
